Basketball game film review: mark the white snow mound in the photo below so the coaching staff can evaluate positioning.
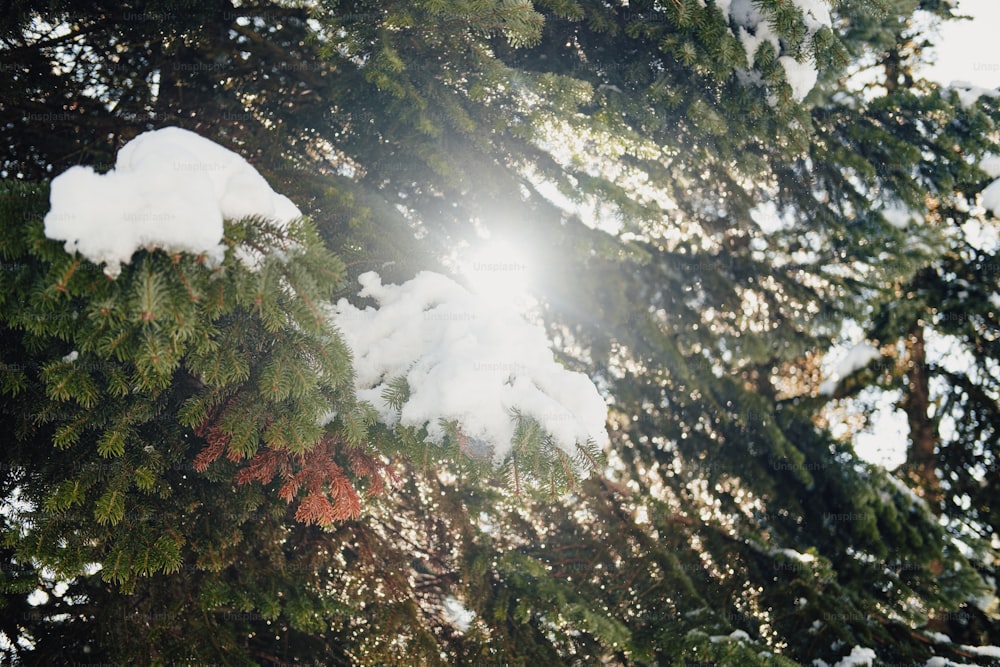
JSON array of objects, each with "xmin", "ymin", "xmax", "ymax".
[
  {"xmin": 819, "ymin": 341, "xmax": 880, "ymax": 396},
  {"xmin": 949, "ymin": 81, "xmax": 1000, "ymax": 109},
  {"xmin": 331, "ymin": 271, "xmax": 609, "ymax": 461},
  {"xmin": 44, "ymin": 126, "xmax": 301, "ymax": 277},
  {"xmin": 722, "ymin": 0, "xmax": 831, "ymax": 101},
  {"xmin": 442, "ymin": 596, "xmax": 475, "ymax": 633},
  {"xmin": 960, "ymin": 644, "xmax": 1000, "ymax": 659},
  {"xmin": 981, "ymin": 178, "xmax": 1000, "ymax": 215},
  {"xmin": 980, "ymin": 156, "xmax": 1000, "ymax": 179},
  {"xmin": 981, "ymin": 152, "xmax": 1000, "ymax": 215},
  {"xmin": 830, "ymin": 646, "xmax": 876, "ymax": 667}
]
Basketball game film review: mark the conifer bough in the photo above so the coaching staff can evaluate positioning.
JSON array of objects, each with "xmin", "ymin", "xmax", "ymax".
[
  {"xmin": 4, "ymin": 0, "xmax": 1000, "ymax": 663},
  {"xmin": 2, "ymin": 126, "xmax": 606, "ymax": 588}
]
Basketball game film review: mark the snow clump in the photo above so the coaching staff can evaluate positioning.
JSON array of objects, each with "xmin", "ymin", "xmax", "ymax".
[
  {"xmin": 819, "ymin": 341, "xmax": 881, "ymax": 396},
  {"xmin": 44, "ymin": 126, "xmax": 301, "ymax": 278},
  {"xmin": 720, "ymin": 0, "xmax": 832, "ymax": 101},
  {"xmin": 979, "ymin": 154, "xmax": 1000, "ymax": 215},
  {"xmin": 331, "ymin": 270, "xmax": 609, "ymax": 461},
  {"xmin": 812, "ymin": 645, "xmax": 877, "ymax": 667}
]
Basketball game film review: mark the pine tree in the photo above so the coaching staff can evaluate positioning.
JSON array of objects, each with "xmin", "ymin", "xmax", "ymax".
[
  {"xmin": 2, "ymin": 0, "xmax": 999, "ymax": 665},
  {"xmin": 0, "ymin": 176, "xmax": 397, "ymax": 661}
]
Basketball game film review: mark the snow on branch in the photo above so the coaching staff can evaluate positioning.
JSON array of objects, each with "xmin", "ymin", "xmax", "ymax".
[
  {"xmin": 43, "ymin": 127, "xmax": 301, "ymax": 278},
  {"xmin": 818, "ymin": 341, "xmax": 881, "ymax": 396},
  {"xmin": 331, "ymin": 271, "xmax": 609, "ymax": 462},
  {"xmin": 979, "ymin": 154, "xmax": 1000, "ymax": 215},
  {"xmin": 949, "ymin": 81, "xmax": 1000, "ymax": 110},
  {"xmin": 813, "ymin": 645, "xmax": 877, "ymax": 667},
  {"xmin": 720, "ymin": 0, "xmax": 832, "ymax": 102}
]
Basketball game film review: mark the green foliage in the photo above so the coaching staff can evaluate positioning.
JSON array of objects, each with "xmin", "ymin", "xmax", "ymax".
[
  {"xmin": 0, "ymin": 182, "xmax": 366, "ymax": 589},
  {"xmin": 1, "ymin": 0, "xmax": 999, "ymax": 664}
]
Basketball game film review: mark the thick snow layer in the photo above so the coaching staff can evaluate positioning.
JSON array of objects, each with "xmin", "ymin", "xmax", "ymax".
[
  {"xmin": 738, "ymin": 25, "xmax": 776, "ymax": 68},
  {"xmin": 882, "ymin": 203, "xmax": 921, "ymax": 230},
  {"xmin": 981, "ymin": 179, "xmax": 1000, "ymax": 214},
  {"xmin": 819, "ymin": 342, "xmax": 880, "ymax": 396},
  {"xmin": 980, "ymin": 156, "xmax": 1000, "ymax": 179},
  {"xmin": 960, "ymin": 644, "xmax": 1000, "ymax": 658},
  {"xmin": 780, "ymin": 55, "xmax": 821, "ymax": 102},
  {"xmin": 721, "ymin": 0, "xmax": 831, "ymax": 101},
  {"xmin": 794, "ymin": 0, "xmax": 832, "ymax": 32},
  {"xmin": 442, "ymin": 596, "xmax": 475, "ymax": 633},
  {"xmin": 924, "ymin": 658, "xmax": 964, "ymax": 667},
  {"xmin": 832, "ymin": 342, "xmax": 881, "ymax": 377},
  {"xmin": 44, "ymin": 127, "xmax": 301, "ymax": 277},
  {"xmin": 709, "ymin": 629, "xmax": 751, "ymax": 643},
  {"xmin": 772, "ymin": 548, "xmax": 816, "ymax": 563},
  {"xmin": 332, "ymin": 271, "xmax": 609, "ymax": 461},
  {"xmin": 979, "ymin": 154, "xmax": 1000, "ymax": 213},
  {"xmin": 949, "ymin": 81, "xmax": 1000, "ymax": 109},
  {"xmin": 823, "ymin": 646, "xmax": 875, "ymax": 667}
]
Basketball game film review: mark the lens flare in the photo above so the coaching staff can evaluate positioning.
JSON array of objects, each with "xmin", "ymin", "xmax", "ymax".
[{"xmin": 460, "ymin": 239, "xmax": 534, "ymax": 311}]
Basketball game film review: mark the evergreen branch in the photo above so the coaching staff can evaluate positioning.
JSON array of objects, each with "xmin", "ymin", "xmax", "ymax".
[{"xmin": 53, "ymin": 257, "xmax": 80, "ymax": 294}]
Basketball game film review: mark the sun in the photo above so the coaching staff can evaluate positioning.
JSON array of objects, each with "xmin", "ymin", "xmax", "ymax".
[{"xmin": 459, "ymin": 238, "xmax": 535, "ymax": 311}]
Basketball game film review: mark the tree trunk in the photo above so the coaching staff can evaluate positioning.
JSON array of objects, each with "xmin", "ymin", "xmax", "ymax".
[{"xmin": 900, "ymin": 322, "xmax": 942, "ymax": 513}]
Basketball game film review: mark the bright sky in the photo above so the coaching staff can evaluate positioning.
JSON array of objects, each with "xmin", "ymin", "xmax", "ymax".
[{"xmin": 921, "ymin": 0, "xmax": 1000, "ymax": 89}]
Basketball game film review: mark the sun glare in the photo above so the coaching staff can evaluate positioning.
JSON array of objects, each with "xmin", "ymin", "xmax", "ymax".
[{"xmin": 460, "ymin": 239, "xmax": 535, "ymax": 311}]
